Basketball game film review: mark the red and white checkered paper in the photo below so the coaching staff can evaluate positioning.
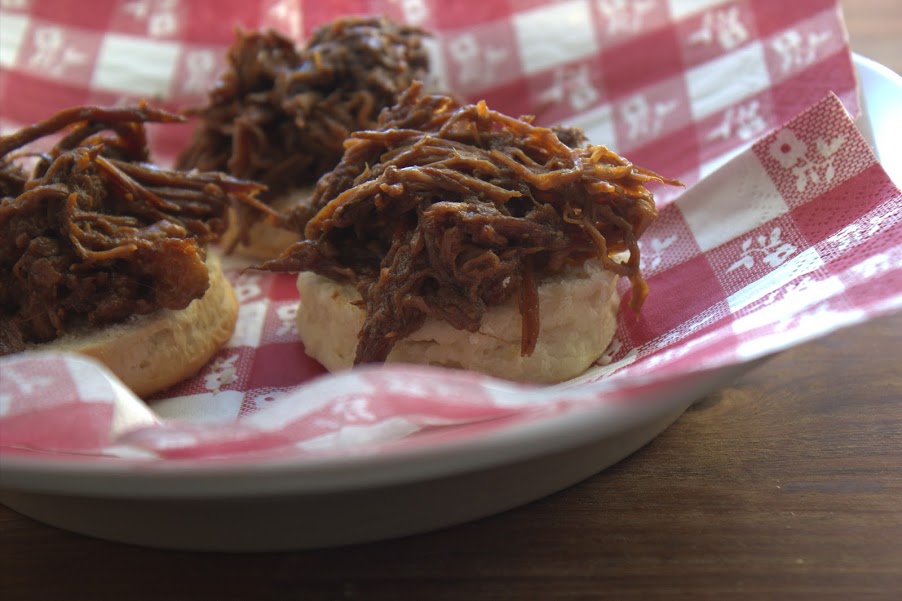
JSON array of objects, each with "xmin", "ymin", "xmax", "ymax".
[{"xmin": 1, "ymin": 1, "xmax": 900, "ymax": 461}]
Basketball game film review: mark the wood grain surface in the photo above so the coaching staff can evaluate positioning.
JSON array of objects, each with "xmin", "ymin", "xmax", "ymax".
[{"xmin": 2, "ymin": 2, "xmax": 900, "ymax": 599}]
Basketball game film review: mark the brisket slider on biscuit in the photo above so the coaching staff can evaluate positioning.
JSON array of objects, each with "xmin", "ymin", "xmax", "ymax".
[
  {"xmin": 0, "ymin": 105, "xmax": 263, "ymax": 396},
  {"xmin": 261, "ymin": 84, "xmax": 679, "ymax": 384},
  {"xmin": 177, "ymin": 17, "xmax": 431, "ymax": 259}
]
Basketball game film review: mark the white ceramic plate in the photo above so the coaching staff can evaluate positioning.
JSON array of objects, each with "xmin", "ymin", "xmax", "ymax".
[
  {"xmin": 0, "ymin": 364, "xmax": 749, "ymax": 551},
  {"xmin": 0, "ymin": 55, "xmax": 899, "ymax": 551}
]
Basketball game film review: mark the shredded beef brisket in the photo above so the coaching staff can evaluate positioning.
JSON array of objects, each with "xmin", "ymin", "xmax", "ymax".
[
  {"xmin": 263, "ymin": 83, "xmax": 679, "ymax": 365},
  {"xmin": 176, "ymin": 17, "xmax": 430, "ymax": 246},
  {"xmin": 0, "ymin": 105, "xmax": 263, "ymax": 354}
]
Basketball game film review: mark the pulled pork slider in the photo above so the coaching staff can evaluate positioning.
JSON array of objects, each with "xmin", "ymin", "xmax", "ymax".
[
  {"xmin": 0, "ymin": 105, "xmax": 264, "ymax": 397},
  {"xmin": 263, "ymin": 84, "xmax": 679, "ymax": 384},
  {"xmin": 176, "ymin": 17, "xmax": 430, "ymax": 259}
]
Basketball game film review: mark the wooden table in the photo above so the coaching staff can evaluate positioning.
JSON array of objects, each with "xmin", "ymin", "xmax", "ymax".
[
  {"xmin": 2, "ymin": 2, "xmax": 900, "ymax": 599},
  {"xmin": 842, "ymin": 0, "xmax": 902, "ymax": 76}
]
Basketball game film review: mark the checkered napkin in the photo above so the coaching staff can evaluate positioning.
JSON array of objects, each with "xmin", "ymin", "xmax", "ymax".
[{"xmin": 1, "ymin": 0, "xmax": 899, "ymax": 460}]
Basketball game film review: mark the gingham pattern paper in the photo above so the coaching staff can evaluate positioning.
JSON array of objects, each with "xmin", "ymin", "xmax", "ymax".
[
  {"xmin": 2, "ymin": 93, "xmax": 900, "ymax": 459},
  {"xmin": 0, "ymin": 0, "xmax": 858, "ymax": 196}
]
